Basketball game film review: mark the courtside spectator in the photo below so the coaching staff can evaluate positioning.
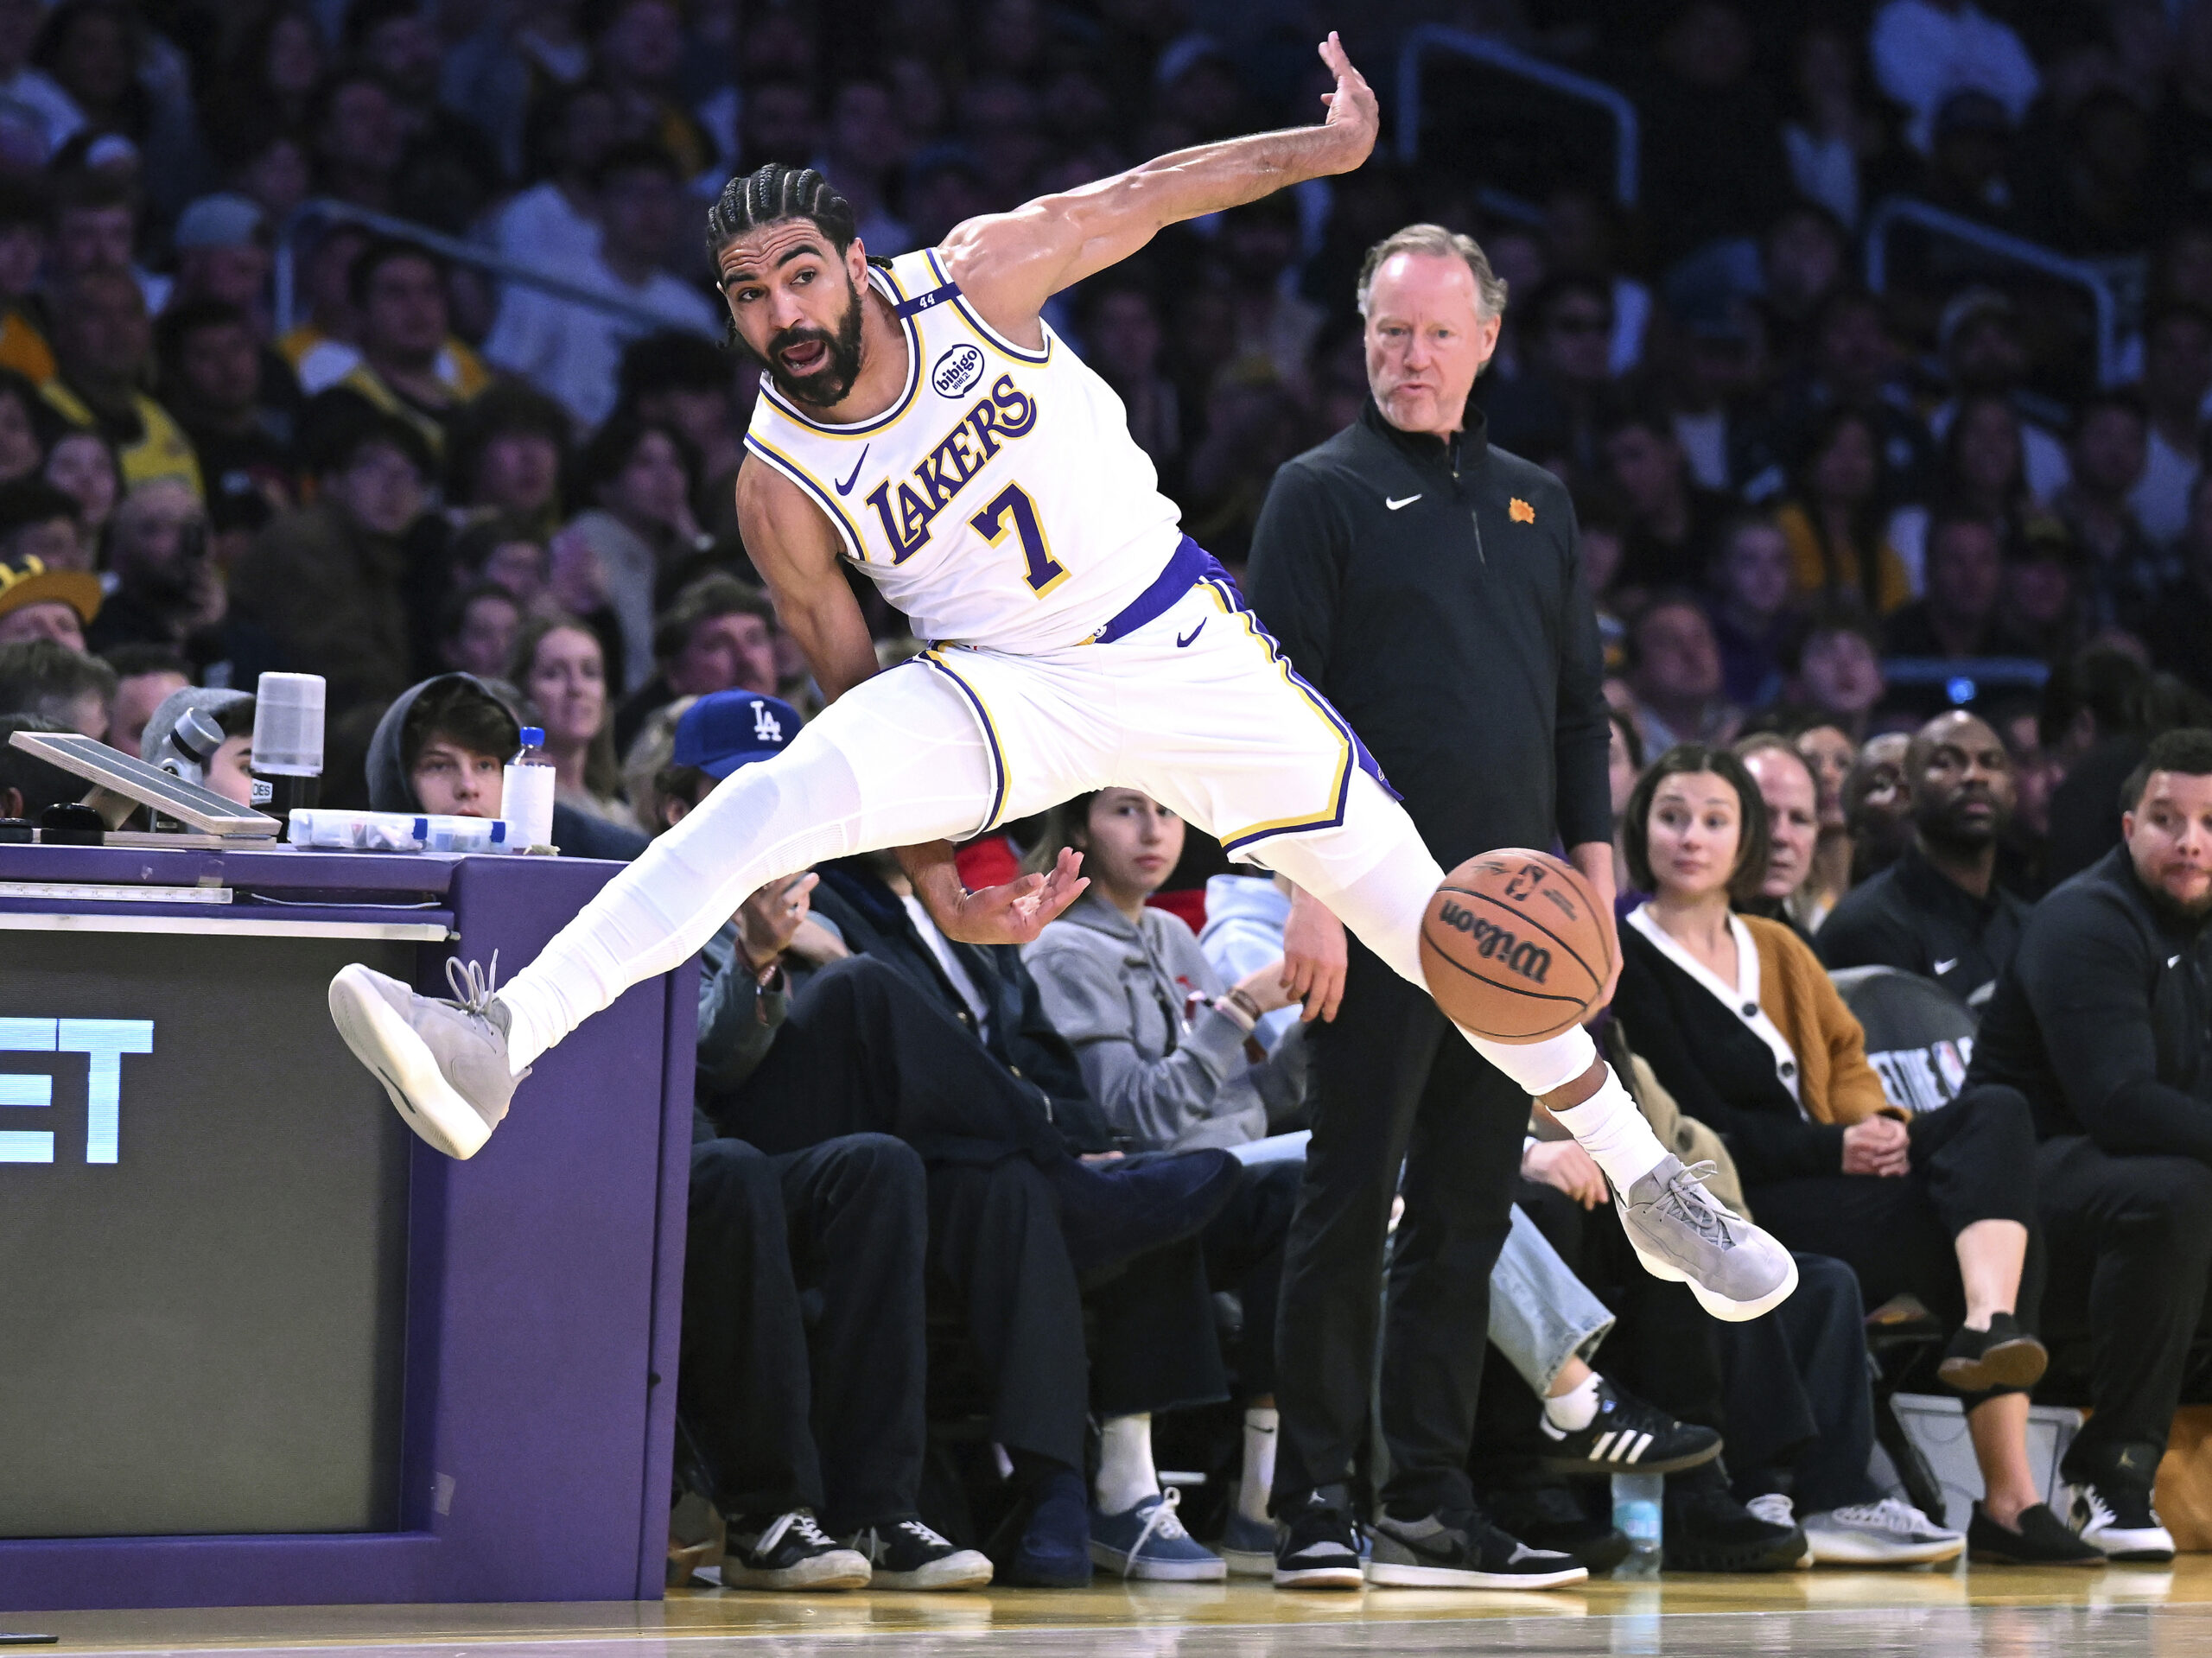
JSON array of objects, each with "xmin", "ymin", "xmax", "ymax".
[
  {"xmin": 302, "ymin": 238, "xmax": 489, "ymax": 462},
  {"xmin": 483, "ymin": 140, "xmax": 719, "ymax": 429},
  {"xmin": 0, "ymin": 478, "xmax": 83, "ymax": 574},
  {"xmin": 1820, "ymin": 711, "xmax": 2029, "ymax": 1007},
  {"xmin": 1611, "ymin": 743, "xmax": 2094, "ymax": 1566},
  {"xmin": 1966, "ymin": 727, "xmax": 2212, "ymax": 1563},
  {"xmin": 1627, "ymin": 594, "xmax": 1738, "ymax": 754},
  {"xmin": 155, "ymin": 299, "xmax": 298, "ymax": 544},
  {"xmin": 1737, "ymin": 734, "xmax": 1823, "ymax": 939},
  {"xmin": 1847, "ymin": 730, "xmax": 1917, "ymax": 880},
  {"xmin": 669, "ymin": 690, "xmax": 993, "ymax": 1591},
  {"xmin": 512, "ymin": 612, "xmax": 627, "ymax": 828},
  {"xmin": 0, "ymin": 633, "xmax": 111, "ymax": 734},
  {"xmin": 40, "ymin": 267, "xmax": 200, "ymax": 498},
  {"xmin": 448, "ymin": 511, "xmax": 550, "ymax": 611},
  {"xmin": 613, "ymin": 574, "xmax": 778, "ymax": 755},
  {"xmin": 567, "ymin": 413, "xmax": 707, "ymax": 693},
  {"xmin": 445, "ymin": 384, "xmax": 569, "ymax": 533},
  {"xmin": 99, "ymin": 641, "xmax": 186, "ymax": 759},
  {"xmin": 436, "ymin": 582, "xmax": 522, "ymax": 682},
  {"xmin": 230, "ymin": 414, "xmax": 430, "ymax": 716},
  {"xmin": 41, "ymin": 425, "xmax": 115, "ymax": 564},
  {"xmin": 0, "ymin": 547, "xmax": 93, "ymax": 650},
  {"xmin": 1785, "ymin": 606, "xmax": 1887, "ymax": 740}
]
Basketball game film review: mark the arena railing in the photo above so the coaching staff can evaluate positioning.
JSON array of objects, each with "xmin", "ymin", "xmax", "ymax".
[
  {"xmin": 271, "ymin": 196, "xmax": 723, "ymax": 340},
  {"xmin": 1394, "ymin": 25, "xmax": 1639, "ymax": 209},
  {"xmin": 1864, "ymin": 196, "xmax": 2121, "ymax": 387},
  {"xmin": 1879, "ymin": 655, "xmax": 2050, "ymax": 709}
]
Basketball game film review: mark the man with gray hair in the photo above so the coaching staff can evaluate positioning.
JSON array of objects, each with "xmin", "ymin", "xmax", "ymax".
[{"xmin": 1246, "ymin": 223, "xmax": 1799, "ymax": 1586}]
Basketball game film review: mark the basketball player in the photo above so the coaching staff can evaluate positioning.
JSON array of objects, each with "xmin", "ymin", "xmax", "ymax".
[{"xmin": 328, "ymin": 32, "xmax": 1793, "ymax": 1515}]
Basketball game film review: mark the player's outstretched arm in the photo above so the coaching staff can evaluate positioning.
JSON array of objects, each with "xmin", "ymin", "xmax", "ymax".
[
  {"xmin": 939, "ymin": 31, "xmax": 1376, "ymax": 341},
  {"xmin": 734, "ymin": 456, "xmax": 881, "ymax": 702}
]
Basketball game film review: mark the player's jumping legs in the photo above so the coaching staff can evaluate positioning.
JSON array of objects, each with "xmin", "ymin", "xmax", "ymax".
[
  {"xmin": 329, "ymin": 664, "xmax": 1001, "ymax": 1158},
  {"xmin": 1250, "ymin": 776, "xmax": 1796, "ymax": 1321}
]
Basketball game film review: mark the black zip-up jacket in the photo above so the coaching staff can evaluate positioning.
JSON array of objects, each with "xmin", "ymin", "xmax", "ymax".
[
  {"xmin": 1967, "ymin": 844, "xmax": 2212, "ymax": 1156},
  {"xmin": 1243, "ymin": 398, "xmax": 1611, "ymax": 867}
]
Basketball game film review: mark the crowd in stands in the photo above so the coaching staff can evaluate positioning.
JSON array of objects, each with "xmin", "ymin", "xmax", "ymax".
[{"xmin": 4, "ymin": 0, "xmax": 2212, "ymax": 1593}]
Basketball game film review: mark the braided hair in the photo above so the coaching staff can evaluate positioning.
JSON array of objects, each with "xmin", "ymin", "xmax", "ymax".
[{"xmin": 704, "ymin": 164, "xmax": 858, "ymax": 263}]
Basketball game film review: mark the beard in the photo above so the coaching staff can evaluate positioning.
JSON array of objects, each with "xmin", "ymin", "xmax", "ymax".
[
  {"xmin": 750, "ymin": 272, "xmax": 866, "ymax": 408},
  {"xmin": 1918, "ymin": 795, "xmax": 2000, "ymax": 853},
  {"xmin": 2140, "ymin": 861, "xmax": 2212, "ymax": 926}
]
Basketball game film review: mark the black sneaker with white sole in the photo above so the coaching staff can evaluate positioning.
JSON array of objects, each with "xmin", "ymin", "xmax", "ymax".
[
  {"xmin": 1536, "ymin": 1378, "xmax": 1722, "ymax": 1477},
  {"xmin": 848, "ymin": 1516, "xmax": 995, "ymax": 1589},
  {"xmin": 722, "ymin": 1509, "xmax": 872, "ymax": 1591},
  {"xmin": 1273, "ymin": 1490, "xmax": 1364, "ymax": 1590},
  {"xmin": 2071, "ymin": 1481, "xmax": 2175, "ymax": 1563},
  {"xmin": 1662, "ymin": 1466, "xmax": 1807, "ymax": 1572},
  {"xmin": 1365, "ymin": 1508, "xmax": 1588, "ymax": 1590}
]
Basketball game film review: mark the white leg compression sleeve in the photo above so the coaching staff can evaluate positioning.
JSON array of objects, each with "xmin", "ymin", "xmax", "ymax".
[
  {"xmin": 1251, "ymin": 775, "xmax": 1602, "ymax": 1096},
  {"xmin": 496, "ymin": 668, "xmax": 998, "ymax": 1070}
]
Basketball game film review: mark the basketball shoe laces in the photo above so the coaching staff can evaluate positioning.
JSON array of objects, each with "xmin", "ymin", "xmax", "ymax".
[
  {"xmin": 1115, "ymin": 1487, "xmax": 1194, "ymax": 1577},
  {"xmin": 1654, "ymin": 1160, "xmax": 1735, "ymax": 1246},
  {"xmin": 442, "ymin": 951, "xmax": 503, "ymax": 1018}
]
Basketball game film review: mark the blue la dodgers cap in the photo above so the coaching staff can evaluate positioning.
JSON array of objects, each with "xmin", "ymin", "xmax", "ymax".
[{"xmin": 671, "ymin": 690, "xmax": 803, "ymax": 779}]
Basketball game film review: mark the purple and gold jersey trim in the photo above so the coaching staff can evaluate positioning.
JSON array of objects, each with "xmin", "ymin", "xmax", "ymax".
[{"xmin": 925, "ymin": 248, "xmax": 1052, "ymax": 366}]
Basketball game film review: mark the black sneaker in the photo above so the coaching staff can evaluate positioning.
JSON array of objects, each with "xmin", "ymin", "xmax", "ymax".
[
  {"xmin": 722, "ymin": 1509, "xmax": 873, "ymax": 1590},
  {"xmin": 1365, "ymin": 1507, "xmax": 1588, "ymax": 1590},
  {"xmin": 1537, "ymin": 1378, "xmax": 1723, "ymax": 1477},
  {"xmin": 1967, "ymin": 1502, "xmax": 2105, "ymax": 1566},
  {"xmin": 1662, "ymin": 1467, "xmax": 1807, "ymax": 1572},
  {"xmin": 1273, "ymin": 1490, "xmax": 1365, "ymax": 1590},
  {"xmin": 1483, "ymin": 1482, "xmax": 1631, "ymax": 1572},
  {"xmin": 1936, "ymin": 1312, "xmax": 2048, "ymax": 1392},
  {"xmin": 849, "ymin": 1515, "xmax": 995, "ymax": 1589},
  {"xmin": 2070, "ymin": 1478, "xmax": 2176, "ymax": 1563}
]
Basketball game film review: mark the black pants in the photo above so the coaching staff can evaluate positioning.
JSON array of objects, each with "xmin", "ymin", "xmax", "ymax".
[
  {"xmin": 1089, "ymin": 1157, "xmax": 1304, "ymax": 1419},
  {"xmin": 720, "ymin": 954, "xmax": 1221, "ymax": 1461},
  {"xmin": 928, "ymin": 1158, "xmax": 1091, "ymax": 1471},
  {"xmin": 715, "ymin": 955, "xmax": 1064, "ymax": 1167},
  {"xmin": 2037, "ymin": 1134, "xmax": 2212, "ymax": 1475},
  {"xmin": 1274, "ymin": 939, "xmax": 1529, "ymax": 1515},
  {"xmin": 1715, "ymin": 1254, "xmax": 1884, "ymax": 1514},
  {"xmin": 1749, "ymin": 1083, "xmax": 2043, "ymax": 1391},
  {"xmin": 681, "ymin": 1133, "xmax": 928, "ymax": 1532}
]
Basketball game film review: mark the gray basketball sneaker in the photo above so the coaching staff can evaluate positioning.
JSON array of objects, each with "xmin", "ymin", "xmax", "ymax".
[
  {"xmin": 328, "ymin": 956, "xmax": 527, "ymax": 1159},
  {"xmin": 1614, "ymin": 1155, "xmax": 1797, "ymax": 1321}
]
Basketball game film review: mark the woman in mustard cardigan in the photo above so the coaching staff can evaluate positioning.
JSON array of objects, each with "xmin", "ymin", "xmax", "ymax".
[{"xmin": 1611, "ymin": 743, "xmax": 2101, "ymax": 1567}]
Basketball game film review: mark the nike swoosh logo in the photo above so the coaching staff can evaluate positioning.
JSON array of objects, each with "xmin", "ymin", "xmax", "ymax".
[
  {"xmin": 1933, "ymin": 958, "xmax": 1958, "ymax": 975},
  {"xmin": 1176, "ymin": 620, "xmax": 1205, "ymax": 648},
  {"xmin": 835, "ymin": 444, "xmax": 869, "ymax": 496},
  {"xmin": 2171, "ymin": 955, "xmax": 2183, "ymax": 969},
  {"xmin": 1386, "ymin": 494, "xmax": 1421, "ymax": 511}
]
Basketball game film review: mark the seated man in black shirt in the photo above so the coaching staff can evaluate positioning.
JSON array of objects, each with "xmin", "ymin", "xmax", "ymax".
[
  {"xmin": 1821, "ymin": 711, "xmax": 2030, "ymax": 1009},
  {"xmin": 1967, "ymin": 727, "xmax": 2212, "ymax": 1563}
]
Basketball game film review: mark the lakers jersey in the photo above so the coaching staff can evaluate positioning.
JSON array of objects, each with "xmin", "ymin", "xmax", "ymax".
[{"xmin": 741, "ymin": 249, "xmax": 1185, "ymax": 652}]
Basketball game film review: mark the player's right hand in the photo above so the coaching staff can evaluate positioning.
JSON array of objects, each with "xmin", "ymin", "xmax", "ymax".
[
  {"xmin": 1317, "ymin": 31, "xmax": 1379, "ymax": 170},
  {"xmin": 947, "ymin": 847, "xmax": 1090, "ymax": 946}
]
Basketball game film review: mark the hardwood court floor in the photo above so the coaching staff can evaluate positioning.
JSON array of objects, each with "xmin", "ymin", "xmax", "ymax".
[{"xmin": 16, "ymin": 1558, "xmax": 2212, "ymax": 1658}]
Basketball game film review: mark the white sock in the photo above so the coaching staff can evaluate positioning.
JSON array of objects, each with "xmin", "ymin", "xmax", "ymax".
[
  {"xmin": 1548, "ymin": 1066, "xmax": 1668, "ymax": 1191},
  {"xmin": 1239, "ymin": 1407, "xmax": 1278, "ymax": 1523},
  {"xmin": 1096, "ymin": 1413, "xmax": 1160, "ymax": 1515},
  {"xmin": 1543, "ymin": 1372, "xmax": 1602, "ymax": 1432}
]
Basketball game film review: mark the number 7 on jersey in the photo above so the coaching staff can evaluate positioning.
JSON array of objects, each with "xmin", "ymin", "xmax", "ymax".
[{"xmin": 969, "ymin": 482, "xmax": 1069, "ymax": 598}]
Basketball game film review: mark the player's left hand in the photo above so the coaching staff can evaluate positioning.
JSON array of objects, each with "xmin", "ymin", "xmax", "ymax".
[
  {"xmin": 948, "ymin": 848, "xmax": 1090, "ymax": 945},
  {"xmin": 1316, "ymin": 31, "xmax": 1379, "ymax": 170},
  {"xmin": 1281, "ymin": 884, "xmax": 1348, "ymax": 1023}
]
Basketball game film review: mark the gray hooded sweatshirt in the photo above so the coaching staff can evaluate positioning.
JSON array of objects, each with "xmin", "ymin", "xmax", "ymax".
[{"xmin": 1024, "ymin": 888, "xmax": 1306, "ymax": 1152}]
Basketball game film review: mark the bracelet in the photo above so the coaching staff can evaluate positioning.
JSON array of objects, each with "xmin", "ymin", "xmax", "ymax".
[{"xmin": 1217, "ymin": 988, "xmax": 1263, "ymax": 1032}]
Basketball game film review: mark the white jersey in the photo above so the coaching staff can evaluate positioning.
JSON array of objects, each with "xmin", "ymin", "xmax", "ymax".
[{"xmin": 742, "ymin": 249, "xmax": 1186, "ymax": 652}]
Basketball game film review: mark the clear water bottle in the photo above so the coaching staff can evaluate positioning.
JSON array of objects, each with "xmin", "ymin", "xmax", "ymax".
[
  {"xmin": 500, "ymin": 726, "xmax": 556, "ymax": 851},
  {"xmin": 1611, "ymin": 1472, "xmax": 1663, "ymax": 1578}
]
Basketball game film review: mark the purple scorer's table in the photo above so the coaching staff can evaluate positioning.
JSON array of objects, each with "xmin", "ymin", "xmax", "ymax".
[{"xmin": 0, "ymin": 843, "xmax": 695, "ymax": 1610}]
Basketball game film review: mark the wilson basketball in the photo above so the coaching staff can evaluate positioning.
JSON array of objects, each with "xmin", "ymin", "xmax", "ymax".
[{"xmin": 1420, "ymin": 850, "xmax": 1611, "ymax": 1043}]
